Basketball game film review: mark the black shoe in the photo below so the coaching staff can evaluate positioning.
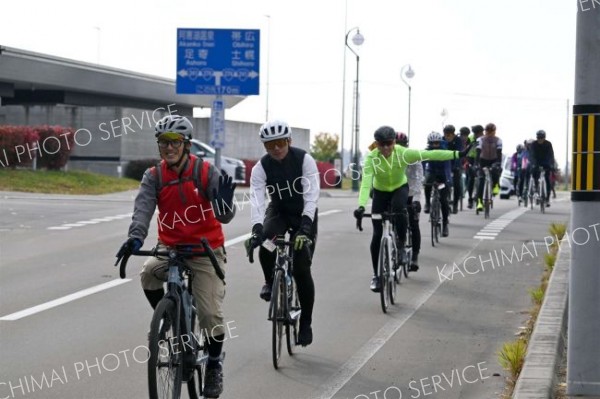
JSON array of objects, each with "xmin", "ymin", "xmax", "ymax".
[
  {"xmin": 409, "ymin": 254, "xmax": 419, "ymax": 271},
  {"xmin": 424, "ymin": 203, "xmax": 430, "ymax": 214},
  {"xmin": 442, "ymin": 223, "xmax": 449, "ymax": 237},
  {"xmin": 452, "ymin": 203, "xmax": 458, "ymax": 214},
  {"xmin": 546, "ymin": 202, "xmax": 550, "ymax": 208},
  {"xmin": 467, "ymin": 198, "xmax": 473, "ymax": 209},
  {"xmin": 370, "ymin": 276, "xmax": 381, "ymax": 292},
  {"xmin": 259, "ymin": 283, "xmax": 272, "ymax": 302},
  {"xmin": 297, "ymin": 321, "xmax": 313, "ymax": 347},
  {"xmin": 204, "ymin": 364, "xmax": 223, "ymax": 398}
]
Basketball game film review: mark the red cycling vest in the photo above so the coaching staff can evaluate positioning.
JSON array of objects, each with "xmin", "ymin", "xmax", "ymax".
[{"xmin": 152, "ymin": 155, "xmax": 224, "ymax": 249}]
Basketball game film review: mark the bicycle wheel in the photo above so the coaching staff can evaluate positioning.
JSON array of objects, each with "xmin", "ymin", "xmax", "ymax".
[
  {"xmin": 187, "ymin": 298, "xmax": 208, "ymax": 399},
  {"xmin": 484, "ymin": 182, "xmax": 491, "ymax": 219},
  {"xmin": 403, "ymin": 228, "xmax": 412, "ymax": 278},
  {"xmin": 379, "ymin": 237, "xmax": 390, "ymax": 313},
  {"xmin": 430, "ymin": 200, "xmax": 437, "ymax": 247},
  {"xmin": 540, "ymin": 180, "xmax": 546, "ymax": 213},
  {"xmin": 148, "ymin": 298, "xmax": 182, "ymax": 399},
  {"xmin": 433, "ymin": 201, "xmax": 441, "ymax": 243},
  {"xmin": 286, "ymin": 276, "xmax": 300, "ymax": 356},
  {"xmin": 388, "ymin": 240, "xmax": 397, "ymax": 304},
  {"xmin": 271, "ymin": 270, "xmax": 285, "ymax": 369}
]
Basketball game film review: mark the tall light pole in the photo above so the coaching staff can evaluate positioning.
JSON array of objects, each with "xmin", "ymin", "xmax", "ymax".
[
  {"xmin": 400, "ymin": 64, "xmax": 415, "ymax": 141},
  {"xmin": 346, "ymin": 27, "xmax": 364, "ymax": 192},
  {"xmin": 340, "ymin": 0, "xmax": 348, "ymax": 181},
  {"xmin": 264, "ymin": 15, "xmax": 271, "ymax": 121}
]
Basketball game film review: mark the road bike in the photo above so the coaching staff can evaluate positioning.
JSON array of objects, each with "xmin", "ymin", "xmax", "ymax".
[
  {"xmin": 527, "ymin": 170, "xmax": 538, "ymax": 211},
  {"xmin": 357, "ymin": 211, "xmax": 400, "ymax": 313},
  {"xmin": 427, "ymin": 182, "xmax": 444, "ymax": 246},
  {"xmin": 400, "ymin": 207, "xmax": 413, "ymax": 279},
  {"xmin": 116, "ymin": 238, "xmax": 225, "ymax": 399},
  {"xmin": 248, "ymin": 232, "xmax": 304, "ymax": 369},
  {"xmin": 536, "ymin": 166, "xmax": 548, "ymax": 214},
  {"xmin": 476, "ymin": 167, "xmax": 493, "ymax": 219}
]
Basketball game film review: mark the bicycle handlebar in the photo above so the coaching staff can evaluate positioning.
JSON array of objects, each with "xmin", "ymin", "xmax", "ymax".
[
  {"xmin": 115, "ymin": 237, "xmax": 225, "ymax": 282},
  {"xmin": 356, "ymin": 212, "xmax": 404, "ymax": 232}
]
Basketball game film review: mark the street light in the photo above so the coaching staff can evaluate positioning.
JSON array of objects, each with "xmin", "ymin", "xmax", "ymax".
[
  {"xmin": 400, "ymin": 64, "xmax": 415, "ymax": 141},
  {"xmin": 440, "ymin": 108, "xmax": 448, "ymax": 130},
  {"xmin": 346, "ymin": 27, "xmax": 364, "ymax": 192}
]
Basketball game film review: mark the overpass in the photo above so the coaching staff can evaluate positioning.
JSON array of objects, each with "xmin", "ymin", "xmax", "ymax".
[{"xmin": 0, "ymin": 45, "xmax": 245, "ymax": 111}]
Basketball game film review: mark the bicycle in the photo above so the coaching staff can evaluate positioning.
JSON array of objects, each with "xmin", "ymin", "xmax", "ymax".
[
  {"xmin": 357, "ymin": 211, "xmax": 400, "ymax": 313},
  {"xmin": 476, "ymin": 167, "xmax": 493, "ymax": 219},
  {"xmin": 527, "ymin": 171, "xmax": 537, "ymax": 211},
  {"xmin": 116, "ymin": 238, "xmax": 225, "ymax": 399},
  {"xmin": 536, "ymin": 166, "xmax": 548, "ymax": 214},
  {"xmin": 247, "ymin": 232, "xmax": 304, "ymax": 369},
  {"xmin": 427, "ymin": 182, "xmax": 443, "ymax": 246}
]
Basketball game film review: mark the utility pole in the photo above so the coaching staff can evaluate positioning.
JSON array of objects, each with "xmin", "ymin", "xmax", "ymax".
[{"xmin": 567, "ymin": 2, "xmax": 600, "ymax": 396}]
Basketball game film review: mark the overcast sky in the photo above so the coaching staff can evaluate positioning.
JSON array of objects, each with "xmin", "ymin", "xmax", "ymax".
[{"xmin": 1, "ymin": 0, "xmax": 578, "ymax": 167}]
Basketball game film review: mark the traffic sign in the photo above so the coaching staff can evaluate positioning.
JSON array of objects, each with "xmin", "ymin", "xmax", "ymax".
[{"xmin": 176, "ymin": 28, "xmax": 260, "ymax": 95}]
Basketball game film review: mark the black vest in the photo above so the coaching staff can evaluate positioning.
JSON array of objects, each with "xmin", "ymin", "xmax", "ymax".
[{"xmin": 260, "ymin": 147, "xmax": 306, "ymax": 215}]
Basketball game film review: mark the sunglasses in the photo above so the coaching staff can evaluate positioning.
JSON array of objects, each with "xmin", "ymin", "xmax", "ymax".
[
  {"xmin": 157, "ymin": 140, "xmax": 184, "ymax": 149},
  {"xmin": 377, "ymin": 140, "xmax": 395, "ymax": 147},
  {"xmin": 264, "ymin": 138, "xmax": 288, "ymax": 150}
]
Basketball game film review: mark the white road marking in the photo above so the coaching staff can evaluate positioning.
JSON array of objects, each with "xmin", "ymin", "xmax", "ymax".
[
  {"xmin": 7, "ymin": 209, "xmax": 342, "ymax": 321},
  {"xmin": 314, "ymin": 244, "xmax": 482, "ymax": 399},
  {"xmin": 0, "ymin": 279, "xmax": 132, "ymax": 321},
  {"xmin": 472, "ymin": 207, "xmax": 528, "ymax": 240},
  {"xmin": 47, "ymin": 213, "xmax": 133, "ymax": 230}
]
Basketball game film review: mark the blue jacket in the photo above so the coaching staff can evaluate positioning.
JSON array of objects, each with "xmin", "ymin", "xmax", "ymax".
[{"xmin": 424, "ymin": 141, "xmax": 451, "ymax": 182}]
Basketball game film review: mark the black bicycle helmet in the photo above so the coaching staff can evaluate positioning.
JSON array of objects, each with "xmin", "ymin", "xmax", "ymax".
[
  {"xmin": 471, "ymin": 125, "xmax": 484, "ymax": 134},
  {"xmin": 374, "ymin": 126, "xmax": 396, "ymax": 142},
  {"xmin": 443, "ymin": 124, "xmax": 456, "ymax": 134},
  {"xmin": 536, "ymin": 129, "xmax": 546, "ymax": 139},
  {"xmin": 396, "ymin": 132, "xmax": 408, "ymax": 147},
  {"xmin": 459, "ymin": 126, "xmax": 470, "ymax": 136}
]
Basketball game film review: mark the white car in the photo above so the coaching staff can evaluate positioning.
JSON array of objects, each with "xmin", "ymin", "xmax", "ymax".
[
  {"xmin": 499, "ymin": 154, "xmax": 515, "ymax": 199},
  {"xmin": 190, "ymin": 139, "xmax": 246, "ymax": 184}
]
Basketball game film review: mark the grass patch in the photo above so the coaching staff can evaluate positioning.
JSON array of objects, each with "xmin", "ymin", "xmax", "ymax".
[
  {"xmin": 497, "ymin": 338, "xmax": 528, "ymax": 382},
  {"xmin": 498, "ymin": 220, "xmax": 567, "ymax": 397},
  {"xmin": 0, "ymin": 169, "xmax": 140, "ymax": 195}
]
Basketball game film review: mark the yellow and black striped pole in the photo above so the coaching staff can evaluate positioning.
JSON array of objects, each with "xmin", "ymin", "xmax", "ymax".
[
  {"xmin": 568, "ymin": 2, "xmax": 600, "ymax": 396},
  {"xmin": 572, "ymin": 105, "xmax": 600, "ymax": 199}
]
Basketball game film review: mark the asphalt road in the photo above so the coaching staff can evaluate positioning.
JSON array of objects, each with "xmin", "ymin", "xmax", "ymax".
[{"xmin": 0, "ymin": 190, "xmax": 571, "ymax": 399}]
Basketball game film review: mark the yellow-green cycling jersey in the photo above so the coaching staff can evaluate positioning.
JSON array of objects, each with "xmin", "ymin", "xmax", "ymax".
[{"xmin": 358, "ymin": 144, "xmax": 460, "ymax": 207}]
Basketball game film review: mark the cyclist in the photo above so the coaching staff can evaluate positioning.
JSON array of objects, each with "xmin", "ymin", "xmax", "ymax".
[
  {"xmin": 354, "ymin": 126, "xmax": 471, "ymax": 292},
  {"xmin": 396, "ymin": 132, "xmax": 423, "ymax": 270},
  {"xmin": 520, "ymin": 139, "xmax": 534, "ymax": 201},
  {"xmin": 245, "ymin": 120, "xmax": 319, "ymax": 347},
  {"xmin": 465, "ymin": 125, "xmax": 484, "ymax": 209},
  {"xmin": 459, "ymin": 126, "xmax": 470, "ymax": 148},
  {"xmin": 423, "ymin": 131, "xmax": 451, "ymax": 237},
  {"xmin": 442, "ymin": 124, "xmax": 464, "ymax": 214},
  {"xmin": 529, "ymin": 129, "xmax": 555, "ymax": 207},
  {"xmin": 115, "ymin": 114, "xmax": 237, "ymax": 398},
  {"xmin": 511, "ymin": 144, "xmax": 525, "ymax": 199},
  {"xmin": 475, "ymin": 123, "xmax": 503, "ymax": 212}
]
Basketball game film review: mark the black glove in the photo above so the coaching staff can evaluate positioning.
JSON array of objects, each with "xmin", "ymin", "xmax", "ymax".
[
  {"xmin": 213, "ymin": 174, "xmax": 237, "ymax": 214},
  {"xmin": 115, "ymin": 237, "xmax": 142, "ymax": 263},
  {"xmin": 412, "ymin": 200, "xmax": 421, "ymax": 214},
  {"xmin": 293, "ymin": 215, "xmax": 313, "ymax": 251},
  {"xmin": 354, "ymin": 206, "xmax": 365, "ymax": 219},
  {"xmin": 458, "ymin": 142, "xmax": 475, "ymax": 158},
  {"xmin": 244, "ymin": 223, "xmax": 264, "ymax": 263}
]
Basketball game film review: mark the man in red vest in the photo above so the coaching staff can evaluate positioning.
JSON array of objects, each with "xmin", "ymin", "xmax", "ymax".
[{"xmin": 116, "ymin": 114, "xmax": 236, "ymax": 398}]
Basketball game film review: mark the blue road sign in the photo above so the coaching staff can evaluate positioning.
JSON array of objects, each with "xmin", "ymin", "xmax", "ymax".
[{"xmin": 177, "ymin": 28, "xmax": 260, "ymax": 95}]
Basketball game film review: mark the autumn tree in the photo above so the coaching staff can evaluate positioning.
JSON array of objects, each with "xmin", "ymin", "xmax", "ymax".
[{"xmin": 310, "ymin": 132, "xmax": 339, "ymax": 162}]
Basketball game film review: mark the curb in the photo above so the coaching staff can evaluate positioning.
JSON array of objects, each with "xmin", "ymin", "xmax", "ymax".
[{"xmin": 512, "ymin": 237, "xmax": 570, "ymax": 398}]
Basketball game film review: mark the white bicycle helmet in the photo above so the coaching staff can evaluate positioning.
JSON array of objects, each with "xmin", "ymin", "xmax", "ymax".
[
  {"xmin": 259, "ymin": 120, "xmax": 291, "ymax": 142},
  {"xmin": 427, "ymin": 131, "xmax": 443, "ymax": 143},
  {"xmin": 155, "ymin": 115, "xmax": 193, "ymax": 140}
]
